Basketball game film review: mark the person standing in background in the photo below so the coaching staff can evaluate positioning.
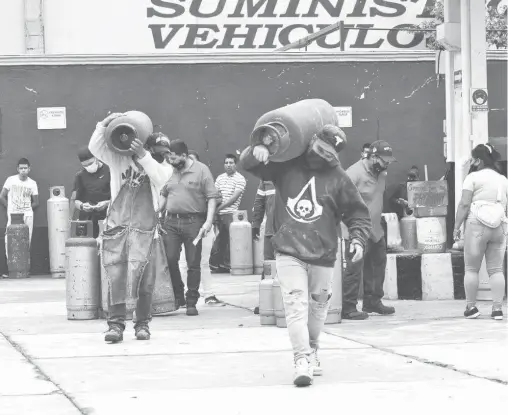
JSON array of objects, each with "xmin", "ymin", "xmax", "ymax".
[
  {"xmin": 71, "ymin": 147, "xmax": 111, "ymax": 238},
  {"xmin": 178, "ymin": 150, "xmax": 225, "ymax": 307},
  {"xmin": 342, "ymin": 141, "xmax": 397, "ymax": 320},
  {"xmin": 361, "ymin": 143, "xmax": 371, "ymax": 160},
  {"xmin": 209, "ymin": 154, "xmax": 247, "ymax": 273},
  {"xmin": 390, "ymin": 165, "xmax": 420, "ymax": 220},
  {"xmin": 159, "ymin": 140, "xmax": 219, "ymax": 316},
  {"xmin": 1, "ymin": 158, "xmax": 39, "ymax": 247}
]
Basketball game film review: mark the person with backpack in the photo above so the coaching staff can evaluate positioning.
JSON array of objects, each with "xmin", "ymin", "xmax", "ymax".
[{"xmin": 453, "ymin": 143, "xmax": 508, "ymax": 320}]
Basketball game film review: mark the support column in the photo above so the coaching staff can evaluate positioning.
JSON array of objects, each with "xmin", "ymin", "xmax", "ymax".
[{"xmin": 469, "ymin": 0, "xmax": 489, "ymax": 147}]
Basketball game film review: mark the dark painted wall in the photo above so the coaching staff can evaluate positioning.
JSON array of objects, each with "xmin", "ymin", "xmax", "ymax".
[{"xmin": 0, "ymin": 59, "xmax": 506, "ymax": 274}]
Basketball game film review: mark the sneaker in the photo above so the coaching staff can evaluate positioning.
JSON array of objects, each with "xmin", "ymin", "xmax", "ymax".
[
  {"xmin": 464, "ymin": 306, "xmax": 481, "ymax": 319},
  {"xmin": 104, "ymin": 325, "xmax": 124, "ymax": 343},
  {"xmin": 186, "ymin": 306, "xmax": 199, "ymax": 316},
  {"xmin": 176, "ymin": 297, "xmax": 186, "ymax": 309},
  {"xmin": 491, "ymin": 310, "xmax": 503, "ymax": 320},
  {"xmin": 205, "ymin": 295, "xmax": 226, "ymax": 307},
  {"xmin": 135, "ymin": 325, "xmax": 151, "ymax": 340},
  {"xmin": 342, "ymin": 310, "xmax": 369, "ymax": 320},
  {"xmin": 293, "ymin": 357, "xmax": 313, "ymax": 387},
  {"xmin": 310, "ymin": 349, "xmax": 322, "ymax": 376},
  {"xmin": 363, "ymin": 302, "xmax": 395, "ymax": 315}
]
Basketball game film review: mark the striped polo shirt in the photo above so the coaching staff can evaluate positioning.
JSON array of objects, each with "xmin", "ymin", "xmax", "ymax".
[{"xmin": 215, "ymin": 171, "xmax": 247, "ymax": 215}]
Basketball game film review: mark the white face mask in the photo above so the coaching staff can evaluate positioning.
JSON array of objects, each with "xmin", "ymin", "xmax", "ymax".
[{"xmin": 84, "ymin": 161, "xmax": 99, "ymax": 173}]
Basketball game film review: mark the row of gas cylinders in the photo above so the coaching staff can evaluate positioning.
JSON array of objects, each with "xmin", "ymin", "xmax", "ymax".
[
  {"xmin": 384, "ymin": 213, "xmax": 447, "ymax": 254},
  {"xmin": 258, "ymin": 241, "xmax": 344, "ymax": 327}
]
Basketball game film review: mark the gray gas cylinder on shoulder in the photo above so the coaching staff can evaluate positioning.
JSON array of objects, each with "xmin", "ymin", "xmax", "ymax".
[{"xmin": 250, "ymin": 99, "xmax": 339, "ymax": 163}]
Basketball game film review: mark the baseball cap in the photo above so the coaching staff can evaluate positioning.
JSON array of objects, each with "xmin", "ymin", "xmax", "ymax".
[
  {"xmin": 146, "ymin": 132, "xmax": 171, "ymax": 153},
  {"xmin": 77, "ymin": 146, "xmax": 94, "ymax": 162},
  {"xmin": 369, "ymin": 140, "xmax": 396, "ymax": 162},
  {"xmin": 316, "ymin": 124, "xmax": 347, "ymax": 151}
]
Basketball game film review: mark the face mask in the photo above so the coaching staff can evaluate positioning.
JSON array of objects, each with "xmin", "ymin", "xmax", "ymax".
[
  {"xmin": 151, "ymin": 153, "xmax": 165, "ymax": 164},
  {"xmin": 372, "ymin": 157, "xmax": 388, "ymax": 174},
  {"xmin": 85, "ymin": 162, "xmax": 99, "ymax": 173},
  {"xmin": 172, "ymin": 160, "xmax": 186, "ymax": 171}
]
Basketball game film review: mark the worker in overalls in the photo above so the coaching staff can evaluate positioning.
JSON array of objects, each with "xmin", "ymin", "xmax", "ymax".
[{"xmin": 89, "ymin": 113, "xmax": 173, "ymax": 343}]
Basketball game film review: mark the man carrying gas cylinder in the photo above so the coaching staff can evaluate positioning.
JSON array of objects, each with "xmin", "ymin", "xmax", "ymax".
[
  {"xmin": 239, "ymin": 118, "xmax": 371, "ymax": 387},
  {"xmin": 89, "ymin": 113, "xmax": 173, "ymax": 343}
]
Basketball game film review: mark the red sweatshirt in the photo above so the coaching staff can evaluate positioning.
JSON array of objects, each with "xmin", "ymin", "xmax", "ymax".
[{"xmin": 240, "ymin": 147, "xmax": 371, "ymax": 267}]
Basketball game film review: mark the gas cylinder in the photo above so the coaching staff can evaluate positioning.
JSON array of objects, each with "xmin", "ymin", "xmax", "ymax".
[
  {"xmin": 325, "ymin": 237, "xmax": 343, "ymax": 324},
  {"xmin": 230, "ymin": 210, "xmax": 253, "ymax": 275},
  {"xmin": 98, "ymin": 219, "xmax": 107, "ymax": 319},
  {"xmin": 65, "ymin": 221, "xmax": 100, "ymax": 320},
  {"xmin": 416, "ymin": 217, "xmax": 447, "ymax": 253},
  {"xmin": 273, "ymin": 277, "xmax": 287, "ymax": 328},
  {"xmin": 250, "ymin": 99, "xmax": 339, "ymax": 163},
  {"xmin": 47, "ymin": 186, "xmax": 70, "ymax": 279},
  {"xmin": 6, "ymin": 213, "xmax": 30, "ymax": 279},
  {"xmin": 105, "ymin": 111, "xmax": 153, "ymax": 155},
  {"xmin": 400, "ymin": 213, "xmax": 418, "ymax": 251},
  {"xmin": 252, "ymin": 221, "xmax": 265, "ymax": 275},
  {"xmin": 382, "ymin": 213, "xmax": 403, "ymax": 252},
  {"xmin": 259, "ymin": 260, "xmax": 276, "ymax": 326}
]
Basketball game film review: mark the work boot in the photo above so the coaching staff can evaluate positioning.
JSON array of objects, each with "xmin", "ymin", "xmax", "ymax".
[
  {"xmin": 135, "ymin": 324, "xmax": 151, "ymax": 341},
  {"xmin": 342, "ymin": 310, "xmax": 369, "ymax": 320},
  {"xmin": 293, "ymin": 356, "xmax": 313, "ymax": 387},
  {"xmin": 186, "ymin": 305, "xmax": 199, "ymax": 316},
  {"xmin": 104, "ymin": 324, "xmax": 124, "ymax": 343},
  {"xmin": 363, "ymin": 302, "xmax": 395, "ymax": 315},
  {"xmin": 309, "ymin": 349, "xmax": 322, "ymax": 376}
]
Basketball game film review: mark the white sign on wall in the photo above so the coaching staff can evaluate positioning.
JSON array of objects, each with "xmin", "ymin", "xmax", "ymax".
[
  {"xmin": 335, "ymin": 106, "xmax": 352, "ymax": 128},
  {"xmin": 37, "ymin": 107, "xmax": 67, "ymax": 130},
  {"xmin": 42, "ymin": 0, "xmax": 435, "ymax": 54},
  {"xmin": 471, "ymin": 88, "xmax": 489, "ymax": 112}
]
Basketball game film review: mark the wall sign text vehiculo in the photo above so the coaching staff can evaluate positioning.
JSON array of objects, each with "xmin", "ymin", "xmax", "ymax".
[{"xmin": 147, "ymin": 0, "xmax": 435, "ymax": 52}]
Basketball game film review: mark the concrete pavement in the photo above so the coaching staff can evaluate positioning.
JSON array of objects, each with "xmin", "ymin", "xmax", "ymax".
[{"xmin": 0, "ymin": 275, "xmax": 506, "ymax": 415}]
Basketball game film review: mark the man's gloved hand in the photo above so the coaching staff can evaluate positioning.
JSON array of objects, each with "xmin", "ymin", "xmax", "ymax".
[{"xmin": 252, "ymin": 227, "xmax": 260, "ymax": 241}]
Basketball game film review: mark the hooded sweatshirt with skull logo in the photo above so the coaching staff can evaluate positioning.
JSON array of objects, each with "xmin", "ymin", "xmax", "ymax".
[{"xmin": 239, "ymin": 130, "xmax": 371, "ymax": 268}]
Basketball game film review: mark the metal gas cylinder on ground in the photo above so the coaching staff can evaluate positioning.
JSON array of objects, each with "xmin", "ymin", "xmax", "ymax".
[
  {"xmin": 6, "ymin": 213, "xmax": 30, "ymax": 279},
  {"xmin": 259, "ymin": 260, "xmax": 276, "ymax": 325},
  {"xmin": 47, "ymin": 186, "xmax": 70, "ymax": 279},
  {"xmin": 230, "ymin": 210, "xmax": 253, "ymax": 275},
  {"xmin": 325, "ymin": 238, "xmax": 343, "ymax": 324},
  {"xmin": 400, "ymin": 213, "xmax": 418, "ymax": 251},
  {"xmin": 65, "ymin": 221, "xmax": 100, "ymax": 320}
]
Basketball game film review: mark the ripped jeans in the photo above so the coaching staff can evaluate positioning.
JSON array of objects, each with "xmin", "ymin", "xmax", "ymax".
[{"xmin": 276, "ymin": 254, "xmax": 334, "ymax": 360}]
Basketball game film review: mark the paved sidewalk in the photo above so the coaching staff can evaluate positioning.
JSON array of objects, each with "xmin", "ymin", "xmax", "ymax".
[{"xmin": 0, "ymin": 275, "xmax": 506, "ymax": 415}]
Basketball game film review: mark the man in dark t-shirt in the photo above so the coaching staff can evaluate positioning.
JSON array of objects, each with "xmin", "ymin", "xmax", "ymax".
[{"xmin": 73, "ymin": 147, "xmax": 111, "ymax": 238}]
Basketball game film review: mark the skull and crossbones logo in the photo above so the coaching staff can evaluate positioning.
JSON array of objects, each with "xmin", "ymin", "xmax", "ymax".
[{"xmin": 296, "ymin": 199, "xmax": 313, "ymax": 218}]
